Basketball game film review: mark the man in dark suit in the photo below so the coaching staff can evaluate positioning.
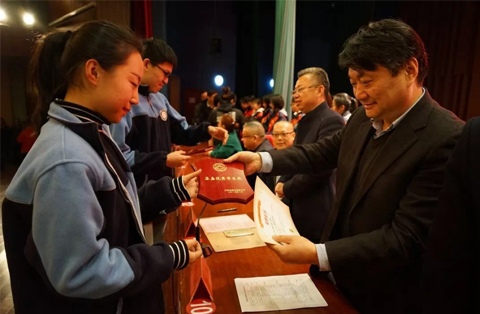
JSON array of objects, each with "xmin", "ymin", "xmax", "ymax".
[
  {"xmin": 422, "ymin": 117, "xmax": 480, "ymax": 314},
  {"xmin": 275, "ymin": 67, "xmax": 344, "ymax": 244},
  {"xmin": 241, "ymin": 121, "xmax": 275, "ymax": 192},
  {"xmin": 226, "ymin": 19, "xmax": 464, "ymax": 314}
]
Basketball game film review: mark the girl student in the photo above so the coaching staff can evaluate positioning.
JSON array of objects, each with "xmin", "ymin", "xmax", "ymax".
[{"xmin": 2, "ymin": 21, "xmax": 202, "ymax": 314}]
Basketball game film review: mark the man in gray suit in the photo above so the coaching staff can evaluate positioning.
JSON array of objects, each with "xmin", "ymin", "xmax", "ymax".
[{"xmin": 226, "ymin": 19, "xmax": 464, "ymax": 314}]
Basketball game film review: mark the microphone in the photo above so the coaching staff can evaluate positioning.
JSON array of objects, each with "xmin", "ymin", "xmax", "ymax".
[{"xmin": 195, "ymin": 202, "xmax": 213, "ymax": 257}]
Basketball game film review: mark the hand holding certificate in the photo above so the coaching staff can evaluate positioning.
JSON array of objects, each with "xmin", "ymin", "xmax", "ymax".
[{"xmin": 253, "ymin": 177, "xmax": 300, "ymax": 244}]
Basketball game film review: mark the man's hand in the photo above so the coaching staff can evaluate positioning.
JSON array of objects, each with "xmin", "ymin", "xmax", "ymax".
[
  {"xmin": 183, "ymin": 169, "xmax": 201, "ymax": 199},
  {"xmin": 185, "ymin": 238, "xmax": 203, "ymax": 262},
  {"xmin": 275, "ymin": 182, "xmax": 284, "ymax": 198},
  {"xmin": 208, "ymin": 126, "xmax": 229, "ymax": 145},
  {"xmin": 224, "ymin": 152, "xmax": 262, "ymax": 175},
  {"xmin": 267, "ymin": 235, "xmax": 319, "ymax": 265},
  {"xmin": 166, "ymin": 151, "xmax": 191, "ymax": 168}
]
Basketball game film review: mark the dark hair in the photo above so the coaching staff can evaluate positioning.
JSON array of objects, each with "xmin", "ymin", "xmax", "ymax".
[
  {"xmin": 270, "ymin": 94, "xmax": 284, "ymax": 110},
  {"xmin": 142, "ymin": 38, "xmax": 177, "ymax": 69},
  {"xmin": 213, "ymin": 94, "xmax": 224, "ymax": 108},
  {"xmin": 220, "ymin": 114, "xmax": 235, "ymax": 133},
  {"xmin": 333, "ymin": 93, "xmax": 358, "ymax": 112},
  {"xmin": 338, "ymin": 19, "xmax": 428, "ymax": 84},
  {"xmin": 261, "ymin": 94, "xmax": 273, "ymax": 109},
  {"xmin": 240, "ymin": 95, "xmax": 255, "ymax": 104},
  {"xmin": 221, "ymin": 86, "xmax": 236, "ymax": 103},
  {"xmin": 207, "ymin": 90, "xmax": 217, "ymax": 97},
  {"xmin": 29, "ymin": 21, "xmax": 143, "ymax": 133}
]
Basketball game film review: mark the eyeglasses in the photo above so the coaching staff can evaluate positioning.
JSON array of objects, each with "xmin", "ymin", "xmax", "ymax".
[
  {"xmin": 291, "ymin": 85, "xmax": 320, "ymax": 95},
  {"xmin": 242, "ymin": 135, "xmax": 256, "ymax": 139},
  {"xmin": 155, "ymin": 64, "xmax": 171, "ymax": 78},
  {"xmin": 272, "ymin": 132, "xmax": 294, "ymax": 138}
]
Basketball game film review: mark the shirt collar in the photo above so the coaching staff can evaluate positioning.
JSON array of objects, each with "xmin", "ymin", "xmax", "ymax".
[
  {"xmin": 138, "ymin": 85, "xmax": 151, "ymax": 97},
  {"xmin": 371, "ymin": 88, "xmax": 425, "ymax": 138},
  {"xmin": 55, "ymin": 99, "xmax": 110, "ymax": 125}
]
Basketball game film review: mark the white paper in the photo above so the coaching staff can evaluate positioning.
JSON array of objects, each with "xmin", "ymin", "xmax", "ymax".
[
  {"xmin": 253, "ymin": 177, "xmax": 300, "ymax": 244},
  {"xmin": 235, "ymin": 273, "xmax": 328, "ymax": 312},
  {"xmin": 199, "ymin": 214, "xmax": 255, "ymax": 233}
]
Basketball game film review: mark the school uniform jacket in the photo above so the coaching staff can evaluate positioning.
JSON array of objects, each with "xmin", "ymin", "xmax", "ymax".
[
  {"xmin": 2, "ymin": 101, "xmax": 190, "ymax": 314},
  {"xmin": 110, "ymin": 85, "xmax": 211, "ymax": 186}
]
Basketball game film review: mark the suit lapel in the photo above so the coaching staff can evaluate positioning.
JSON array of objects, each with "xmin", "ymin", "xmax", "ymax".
[{"xmin": 350, "ymin": 92, "xmax": 433, "ymax": 210}]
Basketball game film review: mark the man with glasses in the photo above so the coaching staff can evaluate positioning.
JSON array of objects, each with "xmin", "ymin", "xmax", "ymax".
[
  {"xmin": 111, "ymin": 38, "xmax": 227, "ymax": 187},
  {"xmin": 275, "ymin": 67, "xmax": 344, "ymax": 250},
  {"xmin": 110, "ymin": 38, "xmax": 227, "ymax": 242},
  {"xmin": 226, "ymin": 19, "xmax": 464, "ymax": 313},
  {"xmin": 272, "ymin": 121, "xmax": 295, "ymax": 150}
]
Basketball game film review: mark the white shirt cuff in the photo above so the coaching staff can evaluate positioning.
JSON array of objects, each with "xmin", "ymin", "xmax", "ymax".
[
  {"xmin": 316, "ymin": 243, "xmax": 331, "ymax": 271},
  {"xmin": 258, "ymin": 152, "xmax": 273, "ymax": 173}
]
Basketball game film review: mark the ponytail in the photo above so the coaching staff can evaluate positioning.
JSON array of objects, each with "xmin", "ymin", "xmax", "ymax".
[
  {"xmin": 29, "ymin": 31, "xmax": 71, "ymax": 133},
  {"xmin": 28, "ymin": 21, "xmax": 142, "ymax": 133}
]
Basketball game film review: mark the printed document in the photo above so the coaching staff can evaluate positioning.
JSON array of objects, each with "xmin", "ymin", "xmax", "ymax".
[
  {"xmin": 235, "ymin": 273, "xmax": 328, "ymax": 312},
  {"xmin": 253, "ymin": 177, "xmax": 299, "ymax": 244}
]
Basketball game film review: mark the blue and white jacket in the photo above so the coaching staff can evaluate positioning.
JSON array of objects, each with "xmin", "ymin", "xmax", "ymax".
[
  {"xmin": 110, "ymin": 86, "xmax": 211, "ymax": 186},
  {"xmin": 2, "ymin": 101, "xmax": 190, "ymax": 314}
]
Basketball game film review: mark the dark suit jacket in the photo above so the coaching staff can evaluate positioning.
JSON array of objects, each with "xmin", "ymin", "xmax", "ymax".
[
  {"xmin": 247, "ymin": 139, "xmax": 275, "ymax": 191},
  {"xmin": 422, "ymin": 117, "xmax": 480, "ymax": 314},
  {"xmin": 268, "ymin": 91, "xmax": 464, "ymax": 314},
  {"xmin": 279, "ymin": 102, "xmax": 344, "ymax": 243}
]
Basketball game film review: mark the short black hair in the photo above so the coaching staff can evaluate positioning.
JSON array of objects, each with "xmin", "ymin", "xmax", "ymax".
[
  {"xmin": 207, "ymin": 90, "xmax": 217, "ymax": 97},
  {"xmin": 338, "ymin": 19, "xmax": 428, "ymax": 84},
  {"xmin": 240, "ymin": 95, "xmax": 255, "ymax": 104},
  {"xmin": 142, "ymin": 38, "xmax": 178, "ymax": 69}
]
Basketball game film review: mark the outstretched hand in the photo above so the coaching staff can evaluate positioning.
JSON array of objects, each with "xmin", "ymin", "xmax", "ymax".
[
  {"xmin": 166, "ymin": 151, "xmax": 191, "ymax": 168},
  {"xmin": 224, "ymin": 152, "xmax": 263, "ymax": 175},
  {"xmin": 267, "ymin": 235, "xmax": 319, "ymax": 265},
  {"xmin": 183, "ymin": 169, "xmax": 202, "ymax": 199},
  {"xmin": 208, "ymin": 126, "xmax": 229, "ymax": 145}
]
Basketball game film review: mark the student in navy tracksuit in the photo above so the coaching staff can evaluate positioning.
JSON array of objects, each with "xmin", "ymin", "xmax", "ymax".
[
  {"xmin": 110, "ymin": 38, "xmax": 228, "ymax": 187},
  {"xmin": 110, "ymin": 38, "xmax": 228, "ymax": 240},
  {"xmin": 1, "ymin": 21, "xmax": 202, "ymax": 314}
]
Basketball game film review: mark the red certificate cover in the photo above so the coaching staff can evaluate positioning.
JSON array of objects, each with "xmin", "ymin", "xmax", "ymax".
[{"xmin": 191, "ymin": 158, "xmax": 254, "ymax": 204}]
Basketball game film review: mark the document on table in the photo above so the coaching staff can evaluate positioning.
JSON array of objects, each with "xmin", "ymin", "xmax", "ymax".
[
  {"xmin": 253, "ymin": 177, "xmax": 300, "ymax": 244},
  {"xmin": 235, "ymin": 273, "xmax": 328, "ymax": 312},
  {"xmin": 199, "ymin": 214, "xmax": 255, "ymax": 233}
]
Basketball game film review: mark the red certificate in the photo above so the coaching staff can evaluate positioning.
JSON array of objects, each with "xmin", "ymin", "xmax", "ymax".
[{"xmin": 191, "ymin": 158, "xmax": 254, "ymax": 204}]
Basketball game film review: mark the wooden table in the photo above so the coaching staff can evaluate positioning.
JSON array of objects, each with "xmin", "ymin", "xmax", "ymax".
[{"xmin": 163, "ymin": 152, "xmax": 359, "ymax": 314}]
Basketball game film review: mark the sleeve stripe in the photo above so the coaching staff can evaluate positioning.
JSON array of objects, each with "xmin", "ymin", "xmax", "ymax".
[
  {"xmin": 169, "ymin": 240, "xmax": 189, "ymax": 270},
  {"xmin": 178, "ymin": 177, "xmax": 190, "ymax": 201},
  {"xmin": 171, "ymin": 178, "xmax": 183, "ymax": 203},
  {"xmin": 169, "ymin": 245, "xmax": 176, "ymax": 269},
  {"xmin": 178, "ymin": 240, "xmax": 188, "ymax": 269}
]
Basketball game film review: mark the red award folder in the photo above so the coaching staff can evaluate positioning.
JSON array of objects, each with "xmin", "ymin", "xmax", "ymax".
[
  {"xmin": 186, "ymin": 256, "xmax": 216, "ymax": 314},
  {"xmin": 191, "ymin": 158, "xmax": 254, "ymax": 204}
]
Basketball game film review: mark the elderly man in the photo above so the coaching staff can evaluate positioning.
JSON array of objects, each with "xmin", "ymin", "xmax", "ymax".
[
  {"xmin": 241, "ymin": 121, "xmax": 275, "ymax": 191},
  {"xmin": 227, "ymin": 19, "xmax": 464, "ymax": 314}
]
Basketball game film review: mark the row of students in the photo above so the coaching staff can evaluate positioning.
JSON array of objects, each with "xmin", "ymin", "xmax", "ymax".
[{"xmin": 2, "ymin": 21, "xmax": 209, "ymax": 314}]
